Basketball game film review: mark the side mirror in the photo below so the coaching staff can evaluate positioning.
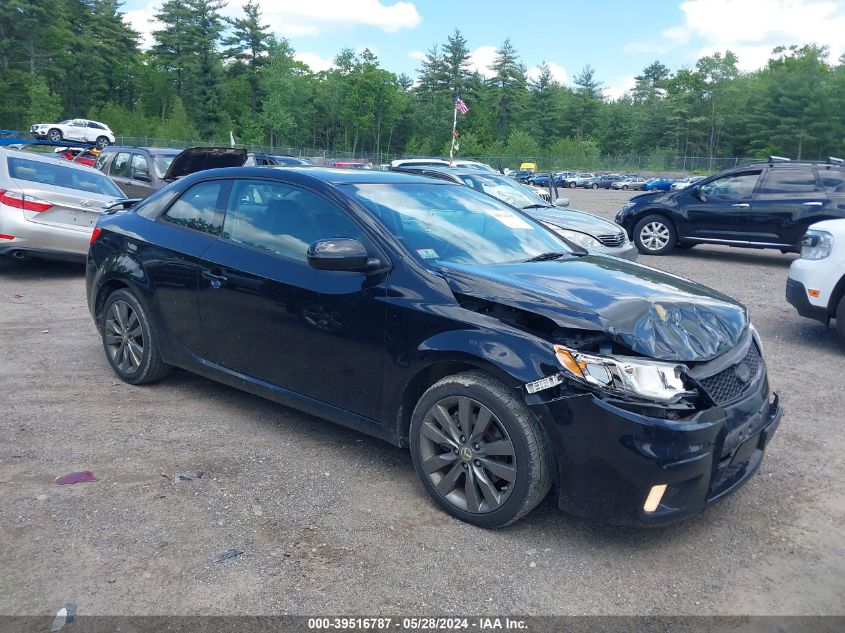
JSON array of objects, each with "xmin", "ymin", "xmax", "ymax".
[
  {"xmin": 553, "ymin": 197, "xmax": 570, "ymax": 208},
  {"xmin": 307, "ymin": 238, "xmax": 372, "ymax": 272},
  {"xmin": 691, "ymin": 186, "xmax": 705, "ymax": 201}
]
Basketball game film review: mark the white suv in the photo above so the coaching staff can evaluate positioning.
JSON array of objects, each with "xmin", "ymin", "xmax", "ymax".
[
  {"xmin": 30, "ymin": 119, "xmax": 115, "ymax": 147},
  {"xmin": 786, "ymin": 218, "xmax": 845, "ymax": 343}
]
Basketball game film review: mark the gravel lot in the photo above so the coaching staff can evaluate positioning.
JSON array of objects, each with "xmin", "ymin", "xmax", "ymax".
[{"xmin": 1, "ymin": 188, "xmax": 844, "ymax": 617}]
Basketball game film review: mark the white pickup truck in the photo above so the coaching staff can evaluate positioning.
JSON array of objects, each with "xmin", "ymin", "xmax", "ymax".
[{"xmin": 786, "ymin": 218, "xmax": 845, "ymax": 344}]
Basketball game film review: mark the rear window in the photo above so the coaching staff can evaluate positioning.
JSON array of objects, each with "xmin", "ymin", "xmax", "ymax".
[{"xmin": 7, "ymin": 157, "xmax": 124, "ymax": 197}]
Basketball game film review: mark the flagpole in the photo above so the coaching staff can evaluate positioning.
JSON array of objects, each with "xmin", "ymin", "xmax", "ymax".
[{"xmin": 448, "ymin": 103, "xmax": 458, "ymax": 165}]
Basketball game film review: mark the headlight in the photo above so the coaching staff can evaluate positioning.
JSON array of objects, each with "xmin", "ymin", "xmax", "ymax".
[
  {"xmin": 801, "ymin": 230, "xmax": 833, "ymax": 260},
  {"xmin": 547, "ymin": 226, "xmax": 602, "ymax": 248},
  {"xmin": 554, "ymin": 345, "xmax": 693, "ymax": 403}
]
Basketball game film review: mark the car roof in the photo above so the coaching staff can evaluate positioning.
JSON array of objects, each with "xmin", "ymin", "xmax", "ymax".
[
  {"xmin": 102, "ymin": 146, "xmax": 181, "ymax": 155},
  {"xmin": 0, "ymin": 147, "xmax": 101, "ymax": 171},
  {"xmin": 175, "ymin": 166, "xmax": 455, "ymax": 187},
  {"xmin": 391, "ymin": 165, "xmax": 501, "ymax": 178}
]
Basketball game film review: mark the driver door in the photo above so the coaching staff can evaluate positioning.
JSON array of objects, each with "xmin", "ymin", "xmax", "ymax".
[
  {"xmin": 684, "ymin": 170, "xmax": 761, "ymax": 241},
  {"xmin": 196, "ymin": 178, "xmax": 388, "ymax": 420}
]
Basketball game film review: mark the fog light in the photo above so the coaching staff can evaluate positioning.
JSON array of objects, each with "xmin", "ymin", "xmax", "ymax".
[
  {"xmin": 807, "ymin": 288, "xmax": 820, "ymax": 298},
  {"xmin": 643, "ymin": 484, "xmax": 667, "ymax": 512}
]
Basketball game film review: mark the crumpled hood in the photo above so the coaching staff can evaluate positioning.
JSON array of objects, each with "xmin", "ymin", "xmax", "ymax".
[{"xmin": 439, "ymin": 255, "xmax": 748, "ymax": 362}]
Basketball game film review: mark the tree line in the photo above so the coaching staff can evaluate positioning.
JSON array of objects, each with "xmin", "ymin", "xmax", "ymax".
[{"xmin": 1, "ymin": 0, "xmax": 844, "ymax": 164}]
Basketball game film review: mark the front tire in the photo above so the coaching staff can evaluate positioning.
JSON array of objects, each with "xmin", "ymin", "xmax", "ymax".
[
  {"xmin": 633, "ymin": 214, "xmax": 677, "ymax": 255},
  {"xmin": 100, "ymin": 289, "xmax": 171, "ymax": 385},
  {"xmin": 622, "ymin": 185, "xmax": 629, "ymax": 190},
  {"xmin": 836, "ymin": 295, "xmax": 845, "ymax": 347},
  {"xmin": 48, "ymin": 128, "xmax": 62, "ymax": 142},
  {"xmin": 568, "ymin": 181, "xmax": 576, "ymax": 188},
  {"xmin": 409, "ymin": 371, "xmax": 552, "ymax": 528}
]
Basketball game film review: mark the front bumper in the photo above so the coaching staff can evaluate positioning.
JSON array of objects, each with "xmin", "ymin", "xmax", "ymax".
[
  {"xmin": 529, "ymin": 371, "xmax": 782, "ymax": 526},
  {"xmin": 786, "ymin": 278, "xmax": 829, "ymax": 323},
  {"xmin": 595, "ymin": 242, "xmax": 638, "ymax": 261}
]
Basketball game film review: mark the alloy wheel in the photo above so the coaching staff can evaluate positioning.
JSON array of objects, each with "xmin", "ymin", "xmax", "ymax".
[
  {"xmin": 418, "ymin": 396, "xmax": 516, "ymax": 514},
  {"xmin": 639, "ymin": 221, "xmax": 671, "ymax": 251},
  {"xmin": 104, "ymin": 299, "xmax": 144, "ymax": 374}
]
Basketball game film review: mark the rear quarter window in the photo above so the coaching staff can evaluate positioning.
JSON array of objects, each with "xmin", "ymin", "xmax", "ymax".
[
  {"xmin": 759, "ymin": 168, "xmax": 822, "ymax": 194},
  {"xmin": 819, "ymin": 170, "xmax": 845, "ymax": 194}
]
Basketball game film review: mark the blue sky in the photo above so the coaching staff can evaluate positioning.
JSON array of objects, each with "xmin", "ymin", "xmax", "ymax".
[{"xmin": 122, "ymin": 0, "xmax": 845, "ymax": 99}]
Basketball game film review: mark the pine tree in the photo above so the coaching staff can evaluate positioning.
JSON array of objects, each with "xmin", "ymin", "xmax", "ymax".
[
  {"xmin": 223, "ymin": 0, "xmax": 271, "ymax": 114},
  {"xmin": 489, "ymin": 38, "xmax": 526, "ymax": 141}
]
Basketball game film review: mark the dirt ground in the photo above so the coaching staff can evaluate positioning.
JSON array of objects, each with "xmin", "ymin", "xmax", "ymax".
[{"xmin": 1, "ymin": 188, "xmax": 843, "ymax": 617}]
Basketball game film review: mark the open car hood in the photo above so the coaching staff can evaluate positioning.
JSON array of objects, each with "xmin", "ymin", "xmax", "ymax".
[
  {"xmin": 439, "ymin": 255, "xmax": 748, "ymax": 362},
  {"xmin": 163, "ymin": 147, "xmax": 247, "ymax": 181}
]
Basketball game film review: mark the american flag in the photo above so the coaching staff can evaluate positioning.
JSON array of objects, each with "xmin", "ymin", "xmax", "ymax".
[{"xmin": 455, "ymin": 97, "xmax": 469, "ymax": 114}]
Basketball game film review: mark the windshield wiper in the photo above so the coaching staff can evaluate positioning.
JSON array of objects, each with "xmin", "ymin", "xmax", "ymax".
[
  {"xmin": 521, "ymin": 203, "xmax": 549, "ymax": 209},
  {"xmin": 524, "ymin": 251, "xmax": 569, "ymax": 262}
]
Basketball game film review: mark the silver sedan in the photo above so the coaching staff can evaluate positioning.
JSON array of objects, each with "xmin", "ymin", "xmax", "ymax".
[{"xmin": 0, "ymin": 149, "xmax": 126, "ymax": 261}]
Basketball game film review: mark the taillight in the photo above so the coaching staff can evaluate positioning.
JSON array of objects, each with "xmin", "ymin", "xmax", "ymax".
[
  {"xmin": 89, "ymin": 227, "xmax": 102, "ymax": 245},
  {"xmin": 0, "ymin": 189, "xmax": 53, "ymax": 212}
]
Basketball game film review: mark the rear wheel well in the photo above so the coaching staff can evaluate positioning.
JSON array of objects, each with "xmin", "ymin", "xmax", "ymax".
[
  {"xmin": 94, "ymin": 280, "xmax": 129, "ymax": 324},
  {"xmin": 395, "ymin": 360, "xmax": 517, "ymax": 448}
]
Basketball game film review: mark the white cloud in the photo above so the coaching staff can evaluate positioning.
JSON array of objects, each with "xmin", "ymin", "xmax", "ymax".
[
  {"xmin": 468, "ymin": 45, "xmax": 498, "ymax": 78},
  {"xmin": 125, "ymin": 2, "xmax": 161, "ymax": 50},
  {"xmin": 647, "ymin": 0, "xmax": 845, "ymax": 71},
  {"xmin": 129, "ymin": 0, "xmax": 421, "ymax": 49},
  {"xmin": 407, "ymin": 50, "xmax": 426, "ymax": 62},
  {"xmin": 526, "ymin": 61, "xmax": 570, "ymax": 85},
  {"xmin": 246, "ymin": 0, "xmax": 421, "ymax": 38},
  {"xmin": 605, "ymin": 75, "xmax": 637, "ymax": 100},
  {"xmin": 294, "ymin": 52, "xmax": 334, "ymax": 72}
]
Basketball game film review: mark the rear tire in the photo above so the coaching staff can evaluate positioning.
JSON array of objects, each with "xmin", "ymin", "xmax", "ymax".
[
  {"xmin": 591, "ymin": 183, "xmax": 598, "ymax": 189},
  {"xmin": 633, "ymin": 214, "xmax": 677, "ymax": 255},
  {"xmin": 100, "ymin": 289, "xmax": 171, "ymax": 385},
  {"xmin": 836, "ymin": 295, "xmax": 845, "ymax": 347},
  {"xmin": 409, "ymin": 371, "xmax": 552, "ymax": 528},
  {"xmin": 95, "ymin": 136, "xmax": 110, "ymax": 148}
]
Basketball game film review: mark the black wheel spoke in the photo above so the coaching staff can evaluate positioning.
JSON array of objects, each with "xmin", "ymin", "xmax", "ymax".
[
  {"xmin": 421, "ymin": 420, "xmax": 457, "ymax": 449},
  {"xmin": 470, "ymin": 405, "xmax": 493, "ymax": 441},
  {"xmin": 423, "ymin": 451, "xmax": 457, "ymax": 474},
  {"xmin": 435, "ymin": 462, "xmax": 463, "ymax": 496},
  {"xmin": 457, "ymin": 396, "xmax": 472, "ymax": 437},
  {"xmin": 481, "ymin": 439, "xmax": 515, "ymax": 457},
  {"xmin": 479, "ymin": 457, "xmax": 516, "ymax": 482},
  {"xmin": 472, "ymin": 466, "xmax": 502, "ymax": 510},
  {"xmin": 464, "ymin": 467, "xmax": 482, "ymax": 513},
  {"xmin": 431, "ymin": 404, "xmax": 462, "ymax": 444}
]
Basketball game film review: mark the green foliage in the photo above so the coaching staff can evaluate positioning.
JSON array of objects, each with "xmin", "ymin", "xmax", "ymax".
[
  {"xmin": 26, "ymin": 74, "xmax": 63, "ymax": 123},
  {"xmin": 1, "ymin": 2, "xmax": 844, "ymax": 164}
]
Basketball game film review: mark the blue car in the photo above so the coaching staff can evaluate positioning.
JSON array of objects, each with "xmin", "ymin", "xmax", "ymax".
[{"xmin": 643, "ymin": 178, "xmax": 674, "ymax": 192}]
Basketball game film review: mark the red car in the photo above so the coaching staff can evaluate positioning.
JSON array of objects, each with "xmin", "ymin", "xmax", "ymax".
[
  {"xmin": 328, "ymin": 160, "xmax": 372, "ymax": 169},
  {"xmin": 55, "ymin": 148, "xmax": 100, "ymax": 167}
]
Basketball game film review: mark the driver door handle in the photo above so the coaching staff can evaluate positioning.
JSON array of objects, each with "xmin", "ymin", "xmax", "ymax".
[
  {"xmin": 202, "ymin": 269, "xmax": 227, "ymax": 289},
  {"xmin": 802, "ymin": 201, "xmax": 823, "ymax": 206},
  {"xmin": 731, "ymin": 203, "xmax": 750, "ymax": 208}
]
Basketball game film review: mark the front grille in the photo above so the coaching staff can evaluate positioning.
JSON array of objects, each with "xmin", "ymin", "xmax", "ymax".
[
  {"xmin": 699, "ymin": 343, "xmax": 762, "ymax": 405},
  {"xmin": 596, "ymin": 232, "xmax": 627, "ymax": 247}
]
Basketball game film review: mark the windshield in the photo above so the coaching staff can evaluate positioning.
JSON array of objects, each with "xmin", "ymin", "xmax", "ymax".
[
  {"xmin": 153, "ymin": 153, "xmax": 178, "ymax": 178},
  {"xmin": 345, "ymin": 183, "xmax": 571, "ymax": 266},
  {"xmin": 7, "ymin": 156, "xmax": 124, "ymax": 197},
  {"xmin": 458, "ymin": 173, "xmax": 546, "ymax": 209}
]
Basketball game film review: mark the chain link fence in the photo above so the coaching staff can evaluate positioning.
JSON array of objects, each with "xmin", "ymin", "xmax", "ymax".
[{"xmin": 113, "ymin": 137, "xmax": 766, "ymax": 174}]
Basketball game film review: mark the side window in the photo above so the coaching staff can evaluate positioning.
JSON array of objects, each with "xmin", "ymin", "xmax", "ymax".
[
  {"xmin": 819, "ymin": 170, "xmax": 845, "ymax": 194},
  {"xmin": 130, "ymin": 154, "xmax": 150, "ymax": 179},
  {"xmin": 700, "ymin": 172, "xmax": 760, "ymax": 200},
  {"xmin": 163, "ymin": 180, "xmax": 226, "ymax": 235},
  {"xmin": 759, "ymin": 168, "xmax": 821, "ymax": 194},
  {"xmin": 222, "ymin": 179, "xmax": 364, "ymax": 262},
  {"xmin": 88, "ymin": 122, "xmax": 105, "ymax": 130},
  {"xmin": 93, "ymin": 152, "xmax": 109, "ymax": 171},
  {"xmin": 110, "ymin": 152, "xmax": 130, "ymax": 177}
]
